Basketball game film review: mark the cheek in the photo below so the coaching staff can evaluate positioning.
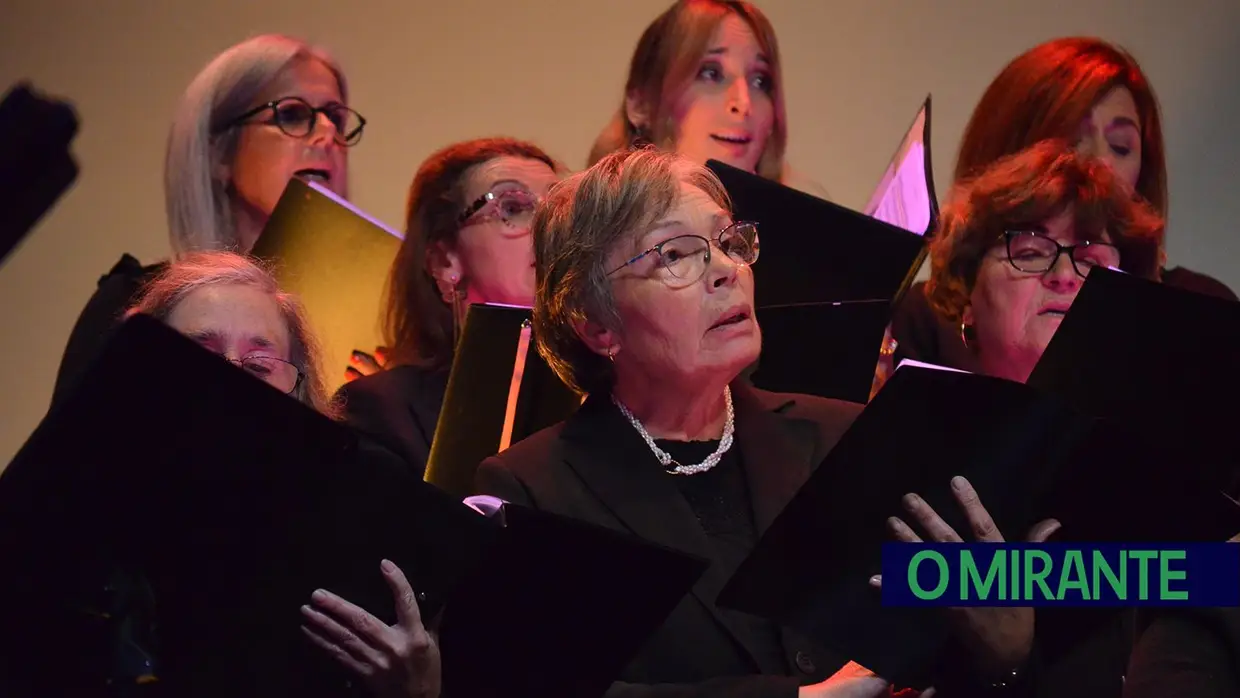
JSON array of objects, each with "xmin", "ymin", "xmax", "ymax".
[
  {"xmin": 232, "ymin": 133, "xmax": 295, "ymax": 204},
  {"xmin": 459, "ymin": 233, "xmax": 533, "ymax": 292}
]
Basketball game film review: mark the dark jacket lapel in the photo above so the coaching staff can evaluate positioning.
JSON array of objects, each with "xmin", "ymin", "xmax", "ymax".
[
  {"xmin": 558, "ymin": 385, "xmax": 819, "ymax": 673},
  {"xmin": 730, "ymin": 383, "xmax": 819, "ymax": 535}
]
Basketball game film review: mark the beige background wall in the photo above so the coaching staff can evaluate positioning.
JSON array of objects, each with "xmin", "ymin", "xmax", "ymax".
[{"xmin": 2, "ymin": 0, "xmax": 1237, "ymax": 468}]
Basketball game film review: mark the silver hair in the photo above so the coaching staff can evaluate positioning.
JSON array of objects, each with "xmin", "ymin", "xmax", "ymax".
[{"xmin": 164, "ymin": 34, "xmax": 348, "ymax": 257}]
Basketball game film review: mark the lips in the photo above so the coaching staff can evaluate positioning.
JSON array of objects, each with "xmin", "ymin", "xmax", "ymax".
[
  {"xmin": 709, "ymin": 304, "xmax": 752, "ymax": 330},
  {"xmin": 295, "ymin": 167, "xmax": 332, "ymax": 184},
  {"xmin": 1038, "ymin": 305, "xmax": 1071, "ymax": 317},
  {"xmin": 711, "ymin": 133, "xmax": 752, "ymax": 146}
]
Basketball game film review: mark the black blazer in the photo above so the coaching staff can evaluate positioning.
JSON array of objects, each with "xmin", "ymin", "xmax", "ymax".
[
  {"xmin": 335, "ymin": 363, "xmax": 450, "ymax": 479},
  {"xmin": 1123, "ymin": 608, "xmax": 1240, "ymax": 698},
  {"xmin": 474, "ymin": 382, "xmax": 862, "ymax": 698}
]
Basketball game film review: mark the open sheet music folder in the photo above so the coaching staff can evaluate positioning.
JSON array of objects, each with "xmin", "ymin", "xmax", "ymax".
[
  {"xmin": 250, "ymin": 176, "xmax": 403, "ymax": 396},
  {"xmin": 862, "ymin": 95, "xmax": 939, "ymax": 238},
  {"xmin": 1028, "ymin": 266, "xmax": 1240, "ymax": 496},
  {"xmin": 716, "ymin": 365, "xmax": 1240, "ymax": 687},
  {"xmin": 0, "ymin": 315, "xmax": 705, "ymax": 698},
  {"xmin": 425, "ymin": 303, "xmax": 580, "ymax": 498},
  {"xmin": 750, "ymin": 300, "xmax": 891, "ymax": 403}
]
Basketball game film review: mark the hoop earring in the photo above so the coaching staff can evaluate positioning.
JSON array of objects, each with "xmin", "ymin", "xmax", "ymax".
[{"xmin": 960, "ymin": 321, "xmax": 975, "ymax": 350}]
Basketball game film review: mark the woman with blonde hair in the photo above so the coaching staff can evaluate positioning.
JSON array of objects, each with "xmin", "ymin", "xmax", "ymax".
[
  {"xmin": 590, "ymin": 0, "xmax": 827, "ymax": 197},
  {"xmin": 53, "ymin": 32, "xmax": 364, "ymax": 407}
]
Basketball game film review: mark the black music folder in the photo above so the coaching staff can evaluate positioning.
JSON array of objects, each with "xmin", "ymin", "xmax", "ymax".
[
  {"xmin": 1028, "ymin": 267, "xmax": 1240, "ymax": 496},
  {"xmin": 715, "ymin": 365, "xmax": 1240, "ymax": 687},
  {"xmin": 0, "ymin": 314, "xmax": 493, "ymax": 696},
  {"xmin": 440, "ymin": 499, "xmax": 708, "ymax": 698},
  {"xmin": 250, "ymin": 176, "xmax": 402, "ymax": 395},
  {"xmin": 708, "ymin": 161, "xmax": 925, "ymax": 310},
  {"xmin": 750, "ymin": 300, "xmax": 891, "ymax": 403},
  {"xmin": 424, "ymin": 303, "xmax": 581, "ymax": 497},
  {"xmin": 0, "ymin": 315, "xmax": 705, "ymax": 697},
  {"xmin": 0, "ymin": 82, "xmax": 79, "ymax": 267}
]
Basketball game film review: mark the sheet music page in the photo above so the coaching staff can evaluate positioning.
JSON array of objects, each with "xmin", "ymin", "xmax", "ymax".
[
  {"xmin": 895, "ymin": 358, "xmax": 971, "ymax": 374},
  {"xmin": 870, "ymin": 142, "xmax": 931, "ymax": 235}
]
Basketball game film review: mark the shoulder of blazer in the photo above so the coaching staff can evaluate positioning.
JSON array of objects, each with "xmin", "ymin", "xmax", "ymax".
[{"xmin": 337, "ymin": 363, "xmax": 447, "ymax": 409}]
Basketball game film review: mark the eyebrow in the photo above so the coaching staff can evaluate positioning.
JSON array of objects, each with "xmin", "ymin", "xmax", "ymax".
[
  {"xmin": 1105, "ymin": 116, "xmax": 1141, "ymax": 132},
  {"xmin": 484, "ymin": 178, "xmax": 529, "ymax": 193},
  {"xmin": 705, "ymin": 46, "xmax": 771, "ymax": 64},
  {"xmin": 185, "ymin": 329, "xmax": 275, "ymax": 350}
]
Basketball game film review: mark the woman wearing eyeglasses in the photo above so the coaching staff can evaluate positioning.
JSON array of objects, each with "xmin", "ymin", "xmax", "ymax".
[
  {"xmin": 337, "ymin": 137, "xmax": 561, "ymax": 476},
  {"xmin": 53, "ymin": 33, "xmax": 364, "ymax": 409},
  {"xmin": 114, "ymin": 252, "xmax": 442, "ymax": 698},
  {"xmin": 868, "ymin": 139, "xmax": 1163, "ymax": 698},
  {"xmin": 467, "ymin": 147, "xmax": 1007, "ymax": 697}
]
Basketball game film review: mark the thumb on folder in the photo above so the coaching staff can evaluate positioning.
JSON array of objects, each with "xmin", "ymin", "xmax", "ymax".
[{"xmin": 799, "ymin": 660, "xmax": 897, "ymax": 698}]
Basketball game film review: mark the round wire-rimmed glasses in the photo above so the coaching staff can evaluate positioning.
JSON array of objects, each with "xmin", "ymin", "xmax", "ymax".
[
  {"xmin": 224, "ymin": 355, "xmax": 304, "ymax": 395},
  {"xmin": 609, "ymin": 221, "xmax": 761, "ymax": 286}
]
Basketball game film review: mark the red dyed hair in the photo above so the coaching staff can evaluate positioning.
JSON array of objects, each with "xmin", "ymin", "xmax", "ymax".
[{"xmin": 956, "ymin": 37, "xmax": 1167, "ymax": 218}]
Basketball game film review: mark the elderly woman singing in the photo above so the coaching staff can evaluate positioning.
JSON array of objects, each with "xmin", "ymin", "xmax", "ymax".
[{"xmin": 474, "ymin": 147, "xmax": 1030, "ymax": 697}]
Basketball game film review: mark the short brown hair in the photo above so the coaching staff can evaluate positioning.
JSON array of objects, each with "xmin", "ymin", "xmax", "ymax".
[
  {"xmin": 384, "ymin": 137, "xmax": 559, "ymax": 369},
  {"xmin": 927, "ymin": 139, "xmax": 1164, "ymax": 324},
  {"xmin": 588, "ymin": 0, "xmax": 788, "ymax": 183},
  {"xmin": 534, "ymin": 146, "xmax": 732, "ymax": 395},
  {"xmin": 125, "ymin": 251, "xmax": 336, "ymax": 416},
  {"xmin": 957, "ymin": 37, "xmax": 1167, "ymax": 218}
]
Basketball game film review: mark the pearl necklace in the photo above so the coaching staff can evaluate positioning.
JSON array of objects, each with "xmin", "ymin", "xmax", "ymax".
[{"xmin": 612, "ymin": 386, "xmax": 735, "ymax": 476}]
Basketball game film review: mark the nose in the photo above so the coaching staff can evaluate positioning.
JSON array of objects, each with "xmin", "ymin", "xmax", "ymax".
[
  {"xmin": 307, "ymin": 111, "xmax": 341, "ymax": 148},
  {"xmin": 728, "ymin": 78, "xmax": 752, "ymax": 117},
  {"xmin": 1043, "ymin": 251, "xmax": 1082, "ymax": 291},
  {"xmin": 706, "ymin": 243, "xmax": 742, "ymax": 289}
]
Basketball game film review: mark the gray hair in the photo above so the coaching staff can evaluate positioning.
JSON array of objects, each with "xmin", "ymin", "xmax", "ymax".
[
  {"xmin": 125, "ymin": 251, "xmax": 337, "ymax": 416},
  {"xmin": 532, "ymin": 146, "xmax": 732, "ymax": 395},
  {"xmin": 164, "ymin": 34, "xmax": 348, "ymax": 257}
]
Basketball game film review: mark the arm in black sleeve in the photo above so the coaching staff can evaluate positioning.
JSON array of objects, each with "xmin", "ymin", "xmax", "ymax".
[
  {"xmin": 51, "ymin": 255, "xmax": 152, "ymax": 410},
  {"xmin": 1124, "ymin": 608, "xmax": 1240, "ymax": 698}
]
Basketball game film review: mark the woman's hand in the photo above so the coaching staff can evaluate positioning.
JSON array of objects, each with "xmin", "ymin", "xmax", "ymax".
[
  {"xmin": 301, "ymin": 560, "xmax": 441, "ymax": 698},
  {"xmin": 345, "ymin": 347, "xmax": 388, "ymax": 383},
  {"xmin": 798, "ymin": 660, "xmax": 935, "ymax": 698},
  {"xmin": 871, "ymin": 476, "xmax": 1060, "ymax": 680}
]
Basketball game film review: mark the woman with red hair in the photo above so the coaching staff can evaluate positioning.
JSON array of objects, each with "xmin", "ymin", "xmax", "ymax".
[{"xmin": 891, "ymin": 36, "xmax": 1233, "ymax": 373}]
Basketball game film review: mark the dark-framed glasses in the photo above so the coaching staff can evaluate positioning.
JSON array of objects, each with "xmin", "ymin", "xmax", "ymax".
[
  {"xmin": 224, "ymin": 355, "xmax": 304, "ymax": 395},
  {"xmin": 457, "ymin": 187, "xmax": 541, "ymax": 231},
  {"xmin": 609, "ymin": 221, "xmax": 760, "ymax": 285},
  {"xmin": 1003, "ymin": 230, "xmax": 1121, "ymax": 278},
  {"xmin": 216, "ymin": 96, "xmax": 366, "ymax": 147}
]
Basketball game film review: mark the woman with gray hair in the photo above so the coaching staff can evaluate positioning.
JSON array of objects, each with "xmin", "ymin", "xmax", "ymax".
[
  {"xmin": 472, "ymin": 147, "xmax": 878, "ymax": 696},
  {"xmin": 97, "ymin": 251, "xmax": 440, "ymax": 698},
  {"xmin": 53, "ymin": 33, "xmax": 362, "ymax": 407}
]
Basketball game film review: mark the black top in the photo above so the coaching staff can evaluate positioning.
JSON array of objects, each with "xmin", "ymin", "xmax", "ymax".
[
  {"xmin": 660, "ymin": 440, "xmax": 790, "ymax": 677},
  {"xmin": 475, "ymin": 383, "xmax": 863, "ymax": 698},
  {"xmin": 890, "ymin": 266, "xmax": 1238, "ymax": 370},
  {"xmin": 52, "ymin": 254, "xmax": 167, "ymax": 409},
  {"xmin": 334, "ymin": 363, "xmax": 450, "ymax": 478}
]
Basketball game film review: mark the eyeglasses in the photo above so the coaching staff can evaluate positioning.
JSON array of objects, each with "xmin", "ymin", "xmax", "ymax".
[
  {"xmin": 1002, "ymin": 231, "xmax": 1121, "ymax": 278},
  {"xmin": 458, "ymin": 188, "xmax": 541, "ymax": 232},
  {"xmin": 223, "ymin": 355, "xmax": 304, "ymax": 395},
  {"xmin": 609, "ymin": 221, "xmax": 760, "ymax": 286},
  {"xmin": 216, "ymin": 97, "xmax": 366, "ymax": 147}
]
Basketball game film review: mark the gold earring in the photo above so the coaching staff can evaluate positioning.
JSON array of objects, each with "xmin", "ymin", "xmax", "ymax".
[
  {"xmin": 607, "ymin": 346, "xmax": 616, "ymax": 362},
  {"xmin": 960, "ymin": 321, "xmax": 975, "ymax": 350}
]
